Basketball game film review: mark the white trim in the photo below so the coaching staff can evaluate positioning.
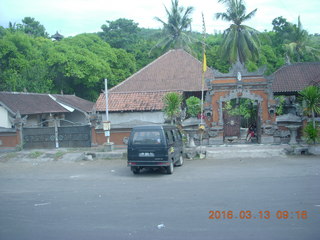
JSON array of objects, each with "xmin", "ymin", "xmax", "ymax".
[{"xmin": 48, "ymin": 94, "xmax": 74, "ymax": 112}]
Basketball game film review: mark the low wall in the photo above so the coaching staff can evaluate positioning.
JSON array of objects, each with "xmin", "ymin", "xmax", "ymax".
[
  {"xmin": 92, "ymin": 128, "xmax": 130, "ymax": 146},
  {"xmin": 0, "ymin": 129, "xmax": 20, "ymax": 148}
]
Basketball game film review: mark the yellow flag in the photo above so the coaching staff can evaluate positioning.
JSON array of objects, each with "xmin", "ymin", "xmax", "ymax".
[{"xmin": 203, "ymin": 53, "xmax": 207, "ymax": 72}]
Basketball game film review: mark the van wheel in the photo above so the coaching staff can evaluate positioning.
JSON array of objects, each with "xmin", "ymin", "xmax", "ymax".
[
  {"xmin": 131, "ymin": 167, "xmax": 140, "ymax": 174},
  {"xmin": 167, "ymin": 161, "xmax": 174, "ymax": 174},
  {"xmin": 175, "ymin": 155, "xmax": 184, "ymax": 167}
]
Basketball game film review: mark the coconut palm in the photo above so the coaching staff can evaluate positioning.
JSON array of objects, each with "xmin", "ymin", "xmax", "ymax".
[
  {"xmin": 215, "ymin": 0, "xmax": 260, "ymax": 64},
  {"xmin": 153, "ymin": 0, "xmax": 194, "ymax": 52},
  {"xmin": 285, "ymin": 16, "xmax": 320, "ymax": 62}
]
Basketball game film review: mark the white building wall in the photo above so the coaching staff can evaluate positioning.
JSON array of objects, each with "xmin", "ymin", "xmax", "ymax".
[
  {"xmin": 0, "ymin": 106, "xmax": 11, "ymax": 128},
  {"xmin": 103, "ymin": 111, "xmax": 165, "ymax": 124}
]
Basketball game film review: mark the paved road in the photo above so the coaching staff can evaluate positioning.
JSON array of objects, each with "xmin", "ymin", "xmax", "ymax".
[{"xmin": 0, "ymin": 155, "xmax": 319, "ymax": 240}]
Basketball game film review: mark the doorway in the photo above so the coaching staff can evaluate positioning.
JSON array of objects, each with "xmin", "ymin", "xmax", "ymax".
[{"xmin": 223, "ymin": 98, "xmax": 260, "ymax": 143}]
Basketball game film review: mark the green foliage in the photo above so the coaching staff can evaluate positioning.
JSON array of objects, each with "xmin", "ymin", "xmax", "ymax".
[
  {"xmin": 47, "ymin": 33, "xmax": 136, "ymax": 100},
  {"xmin": 163, "ymin": 92, "xmax": 183, "ymax": 124},
  {"xmin": 99, "ymin": 18, "xmax": 140, "ymax": 51},
  {"xmin": 0, "ymin": 30, "xmax": 53, "ymax": 92},
  {"xmin": 186, "ymin": 96, "xmax": 201, "ymax": 117},
  {"xmin": 284, "ymin": 17, "xmax": 320, "ymax": 62},
  {"xmin": 298, "ymin": 86, "xmax": 320, "ymax": 128},
  {"xmin": 1, "ymin": 14, "xmax": 320, "ymax": 103},
  {"xmin": 10, "ymin": 17, "xmax": 49, "ymax": 38},
  {"xmin": 54, "ymin": 151, "xmax": 65, "ymax": 160},
  {"xmin": 303, "ymin": 122, "xmax": 319, "ymax": 144},
  {"xmin": 275, "ymin": 95, "xmax": 286, "ymax": 115},
  {"xmin": 205, "ymin": 35, "xmax": 230, "ymax": 72},
  {"xmin": 224, "ymin": 98, "xmax": 256, "ymax": 120},
  {"xmin": 216, "ymin": 0, "xmax": 260, "ymax": 64},
  {"xmin": 28, "ymin": 151, "xmax": 43, "ymax": 159},
  {"xmin": 153, "ymin": 0, "xmax": 195, "ymax": 53}
]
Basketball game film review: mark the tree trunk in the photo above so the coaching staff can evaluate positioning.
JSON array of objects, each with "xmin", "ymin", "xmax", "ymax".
[{"xmin": 312, "ymin": 110, "xmax": 315, "ymax": 129}]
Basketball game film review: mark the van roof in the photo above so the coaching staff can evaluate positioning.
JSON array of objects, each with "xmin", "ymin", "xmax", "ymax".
[{"xmin": 132, "ymin": 124, "xmax": 177, "ymax": 130}]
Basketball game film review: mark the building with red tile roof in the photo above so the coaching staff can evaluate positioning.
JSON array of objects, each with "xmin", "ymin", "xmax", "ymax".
[
  {"xmin": 270, "ymin": 62, "xmax": 320, "ymax": 94},
  {"xmin": 95, "ymin": 49, "xmax": 213, "ymax": 125}
]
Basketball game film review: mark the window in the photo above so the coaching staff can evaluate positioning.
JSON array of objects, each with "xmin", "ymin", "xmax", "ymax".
[
  {"xmin": 132, "ymin": 131, "xmax": 162, "ymax": 145},
  {"xmin": 165, "ymin": 131, "xmax": 173, "ymax": 144},
  {"xmin": 171, "ymin": 130, "xmax": 176, "ymax": 142}
]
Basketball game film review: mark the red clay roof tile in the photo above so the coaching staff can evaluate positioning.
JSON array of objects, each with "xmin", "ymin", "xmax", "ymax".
[
  {"xmin": 271, "ymin": 62, "xmax": 320, "ymax": 93},
  {"xmin": 95, "ymin": 91, "xmax": 181, "ymax": 112}
]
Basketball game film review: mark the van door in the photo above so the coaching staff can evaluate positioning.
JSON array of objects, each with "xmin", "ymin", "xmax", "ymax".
[
  {"xmin": 173, "ymin": 129, "xmax": 183, "ymax": 158},
  {"xmin": 164, "ymin": 130, "xmax": 175, "ymax": 162},
  {"xmin": 170, "ymin": 129, "xmax": 182, "ymax": 162}
]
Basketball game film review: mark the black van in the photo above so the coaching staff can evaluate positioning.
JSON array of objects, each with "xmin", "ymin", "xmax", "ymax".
[{"xmin": 127, "ymin": 125, "xmax": 184, "ymax": 174}]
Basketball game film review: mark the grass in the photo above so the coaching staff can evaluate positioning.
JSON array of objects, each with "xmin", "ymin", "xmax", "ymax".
[
  {"xmin": 53, "ymin": 151, "xmax": 65, "ymax": 160},
  {"xmin": 28, "ymin": 151, "xmax": 43, "ymax": 159}
]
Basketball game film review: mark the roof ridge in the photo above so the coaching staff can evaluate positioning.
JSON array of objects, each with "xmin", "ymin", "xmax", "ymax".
[
  {"xmin": 109, "ymin": 90, "xmax": 183, "ymax": 94},
  {"xmin": 109, "ymin": 49, "xmax": 180, "ymax": 92},
  {"xmin": 272, "ymin": 61, "xmax": 320, "ymax": 75},
  {"xmin": 0, "ymin": 91, "xmax": 50, "ymax": 96}
]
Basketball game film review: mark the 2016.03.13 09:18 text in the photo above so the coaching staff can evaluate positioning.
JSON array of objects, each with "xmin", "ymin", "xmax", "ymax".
[{"xmin": 208, "ymin": 210, "xmax": 308, "ymax": 220}]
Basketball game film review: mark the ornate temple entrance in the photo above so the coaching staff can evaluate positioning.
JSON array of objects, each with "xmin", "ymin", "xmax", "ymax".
[{"xmin": 204, "ymin": 62, "xmax": 276, "ymax": 144}]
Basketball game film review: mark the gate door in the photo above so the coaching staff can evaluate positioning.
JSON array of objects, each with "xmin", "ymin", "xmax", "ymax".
[
  {"xmin": 23, "ymin": 127, "xmax": 55, "ymax": 149},
  {"xmin": 23, "ymin": 125, "xmax": 91, "ymax": 149},
  {"xmin": 223, "ymin": 109, "xmax": 240, "ymax": 141},
  {"xmin": 58, "ymin": 125, "xmax": 91, "ymax": 148}
]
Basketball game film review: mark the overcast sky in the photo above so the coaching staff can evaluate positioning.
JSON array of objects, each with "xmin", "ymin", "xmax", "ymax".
[{"xmin": 0, "ymin": 0, "xmax": 319, "ymax": 37}]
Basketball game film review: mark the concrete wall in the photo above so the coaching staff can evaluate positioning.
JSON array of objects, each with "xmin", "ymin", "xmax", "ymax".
[
  {"xmin": 104, "ymin": 111, "xmax": 165, "ymax": 124},
  {"xmin": 0, "ymin": 107, "xmax": 11, "ymax": 128},
  {"xmin": 64, "ymin": 110, "xmax": 87, "ymax": 125},
  {"xmin": 24, "ymin": 114, "xmax": 39, "ymax": 127}
]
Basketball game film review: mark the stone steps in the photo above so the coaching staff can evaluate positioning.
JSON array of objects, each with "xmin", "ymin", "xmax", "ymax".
[{"xmin": 205, "ymin": 144, "xmax": 287, "ymax": 159}]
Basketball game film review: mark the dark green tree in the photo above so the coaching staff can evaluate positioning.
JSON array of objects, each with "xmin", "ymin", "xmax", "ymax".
[
  {"xmin": 47, "ymin": 34, "xmax": 136, "ymax": 100},
  {"xmin": 186, "ymin": 96, "xmax": 201, "ymax": 117},
  {"xmin": 0, "ymin": 30, "xmax": 53, "ymax": 92},
  {"xmin": 16, "ymin": 17, "xmax": 49, "ymax": 38},
  {"xmin": 99, "ymin": 18, "xmax": 140, "ymax": 51}
]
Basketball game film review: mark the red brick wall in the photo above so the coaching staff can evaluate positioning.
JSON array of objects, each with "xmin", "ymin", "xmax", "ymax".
[
  {"xmin": 92, "ymin": 128, "xmax": 131, "ymax": 145},
  {"xmin": 0, "ymin": 131, "xmax": 20, "ymax": 148}
]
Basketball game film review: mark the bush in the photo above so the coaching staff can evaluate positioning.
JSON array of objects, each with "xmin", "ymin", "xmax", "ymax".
[
  {"xmin": 303, "ymin": 122, "xmax": 320, "ymax": 144},
  {"xmin": 186, "ymin": 96, "xmax": 201, "ymax": 117}
]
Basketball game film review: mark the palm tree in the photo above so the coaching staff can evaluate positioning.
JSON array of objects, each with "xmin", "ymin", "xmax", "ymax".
[
  {"xmin": 153, "ymin": 0, "xmax": 194, "ymax": 52},
  {"xmin": 285, "ymin": 16, "xmax": 320, "ymax": 62},
  {"xmin": 163, "ymin": 92, "xmax": 183, "ymax": 124},
  {"xmin": 215, "ymin": 0, "xmax": 260, "ymax": 64},
  {"xmin": 299, "ymin": 86, "xmax": 320, "ymax": 129}
]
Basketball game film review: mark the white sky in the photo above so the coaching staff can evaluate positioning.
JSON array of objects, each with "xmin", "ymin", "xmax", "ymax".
[{"xmin": 0, "ymin": 0, "xmax": 319, "ymax": 37}]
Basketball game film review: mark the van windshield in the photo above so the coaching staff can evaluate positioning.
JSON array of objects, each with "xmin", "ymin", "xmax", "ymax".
[{"xmin": 132, "ymin": 130, "xmax": 162, "ymax": 145}]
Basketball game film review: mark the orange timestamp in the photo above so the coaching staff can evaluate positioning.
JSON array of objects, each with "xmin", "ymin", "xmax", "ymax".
[{"xmin": 208, "ymin": 210, "xmax": 308, "ymax": 220}]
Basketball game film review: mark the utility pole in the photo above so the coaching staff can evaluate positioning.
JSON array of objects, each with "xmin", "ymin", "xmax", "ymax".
[
  {"xmin": 103, "ymin": 79, "xmax": 112, "ymax": 150},
  {"xmin": 199, "ymin": 13, "xmax": 207, "ymax": 159}
]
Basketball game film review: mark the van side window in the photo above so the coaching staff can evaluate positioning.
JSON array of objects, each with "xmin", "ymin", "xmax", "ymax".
[
  {"xmin": 176, "ymin": 130, "xmax": 182, "ymax": 140},
  {"xmin": 171, "ymin": 130, "xmax": 176, "ymax": 142},
  {"xmin": 165, "ymin": 131, "xmax": 173, "ymax": 144}
]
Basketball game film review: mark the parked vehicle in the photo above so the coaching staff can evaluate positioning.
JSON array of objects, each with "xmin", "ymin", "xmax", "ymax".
[{"xmin": 127, "ymin": 125, "xmax": 184, "ymax": 174}]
